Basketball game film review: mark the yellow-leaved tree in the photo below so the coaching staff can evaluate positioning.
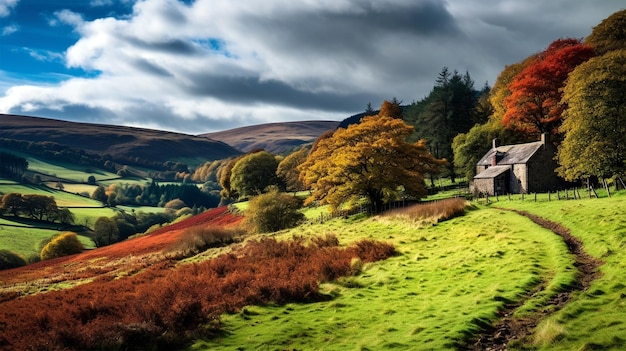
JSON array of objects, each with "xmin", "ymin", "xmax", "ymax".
[{"xmin": 299, "ymin": 101, "xmax": 446, "ymax": 212}]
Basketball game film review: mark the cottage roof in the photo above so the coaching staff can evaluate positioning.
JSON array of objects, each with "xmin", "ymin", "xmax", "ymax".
[
  {"xmin": 476, "ymin": 141, "xmax": 544, "ymax": 166},
  {"xmin": 473, "ymin": 165, "xmax": 510, "ymax": 179}
]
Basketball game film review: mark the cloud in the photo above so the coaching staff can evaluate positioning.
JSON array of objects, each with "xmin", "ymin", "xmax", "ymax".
[
  {"xmin": 0, "ymin": 0, "xmax": 624, "ymax": 134},
  {"xmin": 2, "ymin": 24, "xmax": 17, "ymax": 35},
  {"xmin": 0, "ymin": 0, "xmax": 17, "ymax": 17}
]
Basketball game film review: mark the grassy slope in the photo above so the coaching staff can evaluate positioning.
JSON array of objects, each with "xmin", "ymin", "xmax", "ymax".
[
  {"xmin": 191, "ymin": 206, "xmax": 575, "ymax": 350},
  {"xmin": 494, "ymin": 192, "xmax": 626, "ymax": 350}
]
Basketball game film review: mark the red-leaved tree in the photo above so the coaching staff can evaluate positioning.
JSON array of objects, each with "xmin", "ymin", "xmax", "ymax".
[{"xmin": 502, "ymin": 38, "xmax": 595, "ymax": 138}]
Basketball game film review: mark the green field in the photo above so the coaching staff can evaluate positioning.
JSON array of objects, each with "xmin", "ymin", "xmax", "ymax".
[
  {"xmin": 0, "ymin": 147, "xmax": 120, "ymax": 183},
  {"xmin": 0, "ymin": 217, "xmax": 95, "ymax": 259},
  {"xmin": 492, "ymin": 192, "xmax": 626, "ymax": 350},
  {"xmin": 191, "ymin": 202, "xmax": 579, "ymax": 350}
]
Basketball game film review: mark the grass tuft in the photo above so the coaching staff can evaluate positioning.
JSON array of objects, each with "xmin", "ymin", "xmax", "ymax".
[{"xmin": 381, "ymin": 198, "xmax": 470, "ymax": 224}]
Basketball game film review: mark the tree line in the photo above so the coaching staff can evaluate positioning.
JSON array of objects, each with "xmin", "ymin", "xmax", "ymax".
[
  {"xmin": 0, "ymin": 193, "xmax": 74, "ymax": 224},
  {"xmin": 0, "ymin": 152, "xmax": 28, "ymax": 180}
]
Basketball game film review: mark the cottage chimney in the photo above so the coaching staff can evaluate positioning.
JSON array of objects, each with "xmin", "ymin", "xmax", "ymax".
[
  {"xmin": 491, "ymin": 154, "xmax": 497, "ymax": 166},
  {"xmin": 492, "ymin": 138, "xmax": 499, "ymax": 149},
  {"xmin": 541, "ymin": 133, "xmax": 548, "ymax": 149}
]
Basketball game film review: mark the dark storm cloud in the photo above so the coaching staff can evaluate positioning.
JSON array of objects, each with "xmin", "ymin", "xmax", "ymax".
[
  {"xmin": 185, "ymin": 74, "xmax": 378, "ymax": 112},
  {"xmin": 243, "ymin": 1, "xmax": 460, "ymax": 55},
  {"xmin": 123, "ymin": 36, "xmax": 199, "ymax": 56}
]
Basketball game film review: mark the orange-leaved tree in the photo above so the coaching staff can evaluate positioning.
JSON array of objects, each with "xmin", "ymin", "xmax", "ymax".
[
  {"xmin": 299, "ymin": 102, "xmax": 446, "ymax": 212},
  {"xmin": 503, "ymin": 38, "xmax": 594, "ymax": 138}
]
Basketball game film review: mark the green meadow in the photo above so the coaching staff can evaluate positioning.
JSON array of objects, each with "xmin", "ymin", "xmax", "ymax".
[
  {"xmin": 0, "ymin": 147, "xmax": 119, "ymax": 183},
  {"xmin": 191, "ymin": 203, "xmax": 580, "ymax": 350},
  {"xmin": 0, "ymin": 217, "xmax": 94, "ymax": 259},
  {"xmin": 493, "ymin": 192, "xmax": 626, "ymax": 350}
]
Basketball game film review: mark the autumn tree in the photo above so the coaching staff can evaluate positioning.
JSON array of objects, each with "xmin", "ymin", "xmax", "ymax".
[
  {"xmin": 276, "ymin": 147, "xmax": 309, "ymax": 192},
  {"xmin": 489, "ymin": 56, "xmax": 538, "ymax": 125},
  {"xmin": 40, "ymin": 232, "xmax": 84, "ymax": 260},
  {"xmin": 230, "ymin": 151, "xmax": 283, "ymax": 199},
  {"xmin": 502, "ymin": 38, "xmax": 595, "ymax": 138},
  {"xmin": 299, "ymin": 103, "xmax": 446, "ymax": 212},
  {"xmin": 557, "ymin": 49, "xmax": 626, "ymax": 182},
  {"xmin": 585, "ymin": 9, "xmax": 626, "ymax": 55},
  {"xmin": 378, "ymin": 98, "xmax": 403, "ymax": 119}
]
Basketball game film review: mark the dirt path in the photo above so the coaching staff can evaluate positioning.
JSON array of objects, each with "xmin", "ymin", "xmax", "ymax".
[{"xmin": 467, "ymin": 209, "xmax": 603, "ymax": 350}]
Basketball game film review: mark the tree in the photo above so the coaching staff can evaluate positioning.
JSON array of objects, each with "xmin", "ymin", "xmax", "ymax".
[
  {"xmin": 230, "ymin": 151, "xmax": 283, "ymax": 199},
  {"xmin": 585, "ymin": 9, "xmax": 626, "ymax": 55},
  {"xmin": 406, "ymin": 68, "xmax": 479, "ymax": 181},
  {"xmin": 164, "ymin": 198, "xmax": 187, "ymax": 213},
  {"xmin": 93, "ymin": 217, "xmax": 120, "ymax": 247},
  {"xmin": 378, "ymin": 98, "xmax": 403, "ymax": 119},
  {"xmin": 276, "ymin": 147, "xmax": 309, "ymax": 192},
  {"xmin": 557, "ymin": 49, "xmax": 626, "ymax": 182},
  {"xmin": 0, "ymin": 193, "xmax": 25, "ymax": 216},
  {"xmin": 452, "ymin": 120, "xmax": 524, "ymax": 180},
  {"xmin": 489, "ymin": 57, "xmax": 538, "ymax": 125},
  {"xmin": 0, "ymin": 152, "xmax": 28, "ymax": 180},
  {"xmin": 299, "ymin": 104, "xmax": 446, "ymax": 212},
  {"xmin": 91, "ymin": 185, "xmax": 108, "ymax": 203},
  {"xmin": 40, "ymin": 232, "xmax": 84, "ymax": 260},
  {"xmin": 245, "ymin": 188, "xmax": 305, "ymax": 233},
  {"xmin": 503, "ymin": 38, "xmax": 595, "ymax": 138},
  {"xmin": 87, "ymin": 175, "xmax": 97, "ymax": 185}
]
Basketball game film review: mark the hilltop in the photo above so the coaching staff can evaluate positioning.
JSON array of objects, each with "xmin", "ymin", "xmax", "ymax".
[
  {"xmin": 0, "ymin": 114, "xmax": 242, "ymax": 167},
  {"xmin": 201, "ymin": 120, "xmax": 339, "ymax": 154}
]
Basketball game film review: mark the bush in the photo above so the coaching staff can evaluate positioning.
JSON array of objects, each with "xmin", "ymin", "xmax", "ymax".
[
  {"xmin": 0, "ymin": 250, "xmax": 27, "ymax": 270},
  {"xmin": 40, "ymin": 232, "xmax": 84, "ymax": 260},
  {"xmin": 245, "ymin": 190, "xmax": 305, "ymax": 233}
]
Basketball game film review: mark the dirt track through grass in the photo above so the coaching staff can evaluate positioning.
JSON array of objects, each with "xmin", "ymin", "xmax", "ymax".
[{"xmin": 470, "ymin": 209, "xmax": 602, "ymax": 350}]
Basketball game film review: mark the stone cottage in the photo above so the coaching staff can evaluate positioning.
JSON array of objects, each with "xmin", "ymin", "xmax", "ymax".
[{"xmin": 472, "ymin": 134, "xmax": 563, "ymax": 195}]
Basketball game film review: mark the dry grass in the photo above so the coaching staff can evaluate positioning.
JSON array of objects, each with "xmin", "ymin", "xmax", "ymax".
[{"xmin": 381, "ymin": 197, "xmax": 470, "ymax": 224}]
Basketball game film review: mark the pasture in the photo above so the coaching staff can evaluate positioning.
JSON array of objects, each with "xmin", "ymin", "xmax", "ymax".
[
  {"xmin": 191, "ymin": 201, "xmax": 578, "ymax": 350},
  {"xmin": 493, "ymin": 192, "xmax": 626, "ymax": 350}
]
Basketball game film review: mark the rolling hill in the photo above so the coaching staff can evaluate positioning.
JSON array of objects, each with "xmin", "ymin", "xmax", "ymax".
[
  {"xmin": 201, "ymin": 120, "xmax": 340, "ymax": 154},
  {"xmin": 0, "ymin": 114, "xmax": 242, "ymax": 166}
]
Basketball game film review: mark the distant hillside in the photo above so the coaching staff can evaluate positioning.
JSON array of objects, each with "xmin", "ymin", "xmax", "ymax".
[
  {"xmin": 201, "ymin": 120, "xmax": 340, "ymax": 154},
  {"xmin": 0, "ymin": 114, "xmax": 242, "ymax": 166}
]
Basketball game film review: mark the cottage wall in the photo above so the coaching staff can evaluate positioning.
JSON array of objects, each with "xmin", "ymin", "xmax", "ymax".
[
  {"xmin": 526, "ymin": 144, "xmax": 561, "ymax": 192},
  {"xmin": 473, "ymin": 178, "xmax": 495, "ymax": 195},
  {"xmin": 511, "ymin": 164, "xmax": 526, "ymax": 193}
]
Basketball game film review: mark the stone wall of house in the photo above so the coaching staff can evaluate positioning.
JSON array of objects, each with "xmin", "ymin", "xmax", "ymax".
[
  {"xmin": 473, "ymin": 178, "xmax": 495, "ymax": 195},
  {"xmin": 526, "ymin": 145, "xmax": 562, "ymax": 192},
  {"xmin": 510, "ymin": 164, "xmax": 526, "ymax": 193}
]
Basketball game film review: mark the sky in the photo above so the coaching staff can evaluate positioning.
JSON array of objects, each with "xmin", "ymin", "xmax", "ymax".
[{"xmin": 0, "ymin": 0, "xmax": 624, "ymax": 134}]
